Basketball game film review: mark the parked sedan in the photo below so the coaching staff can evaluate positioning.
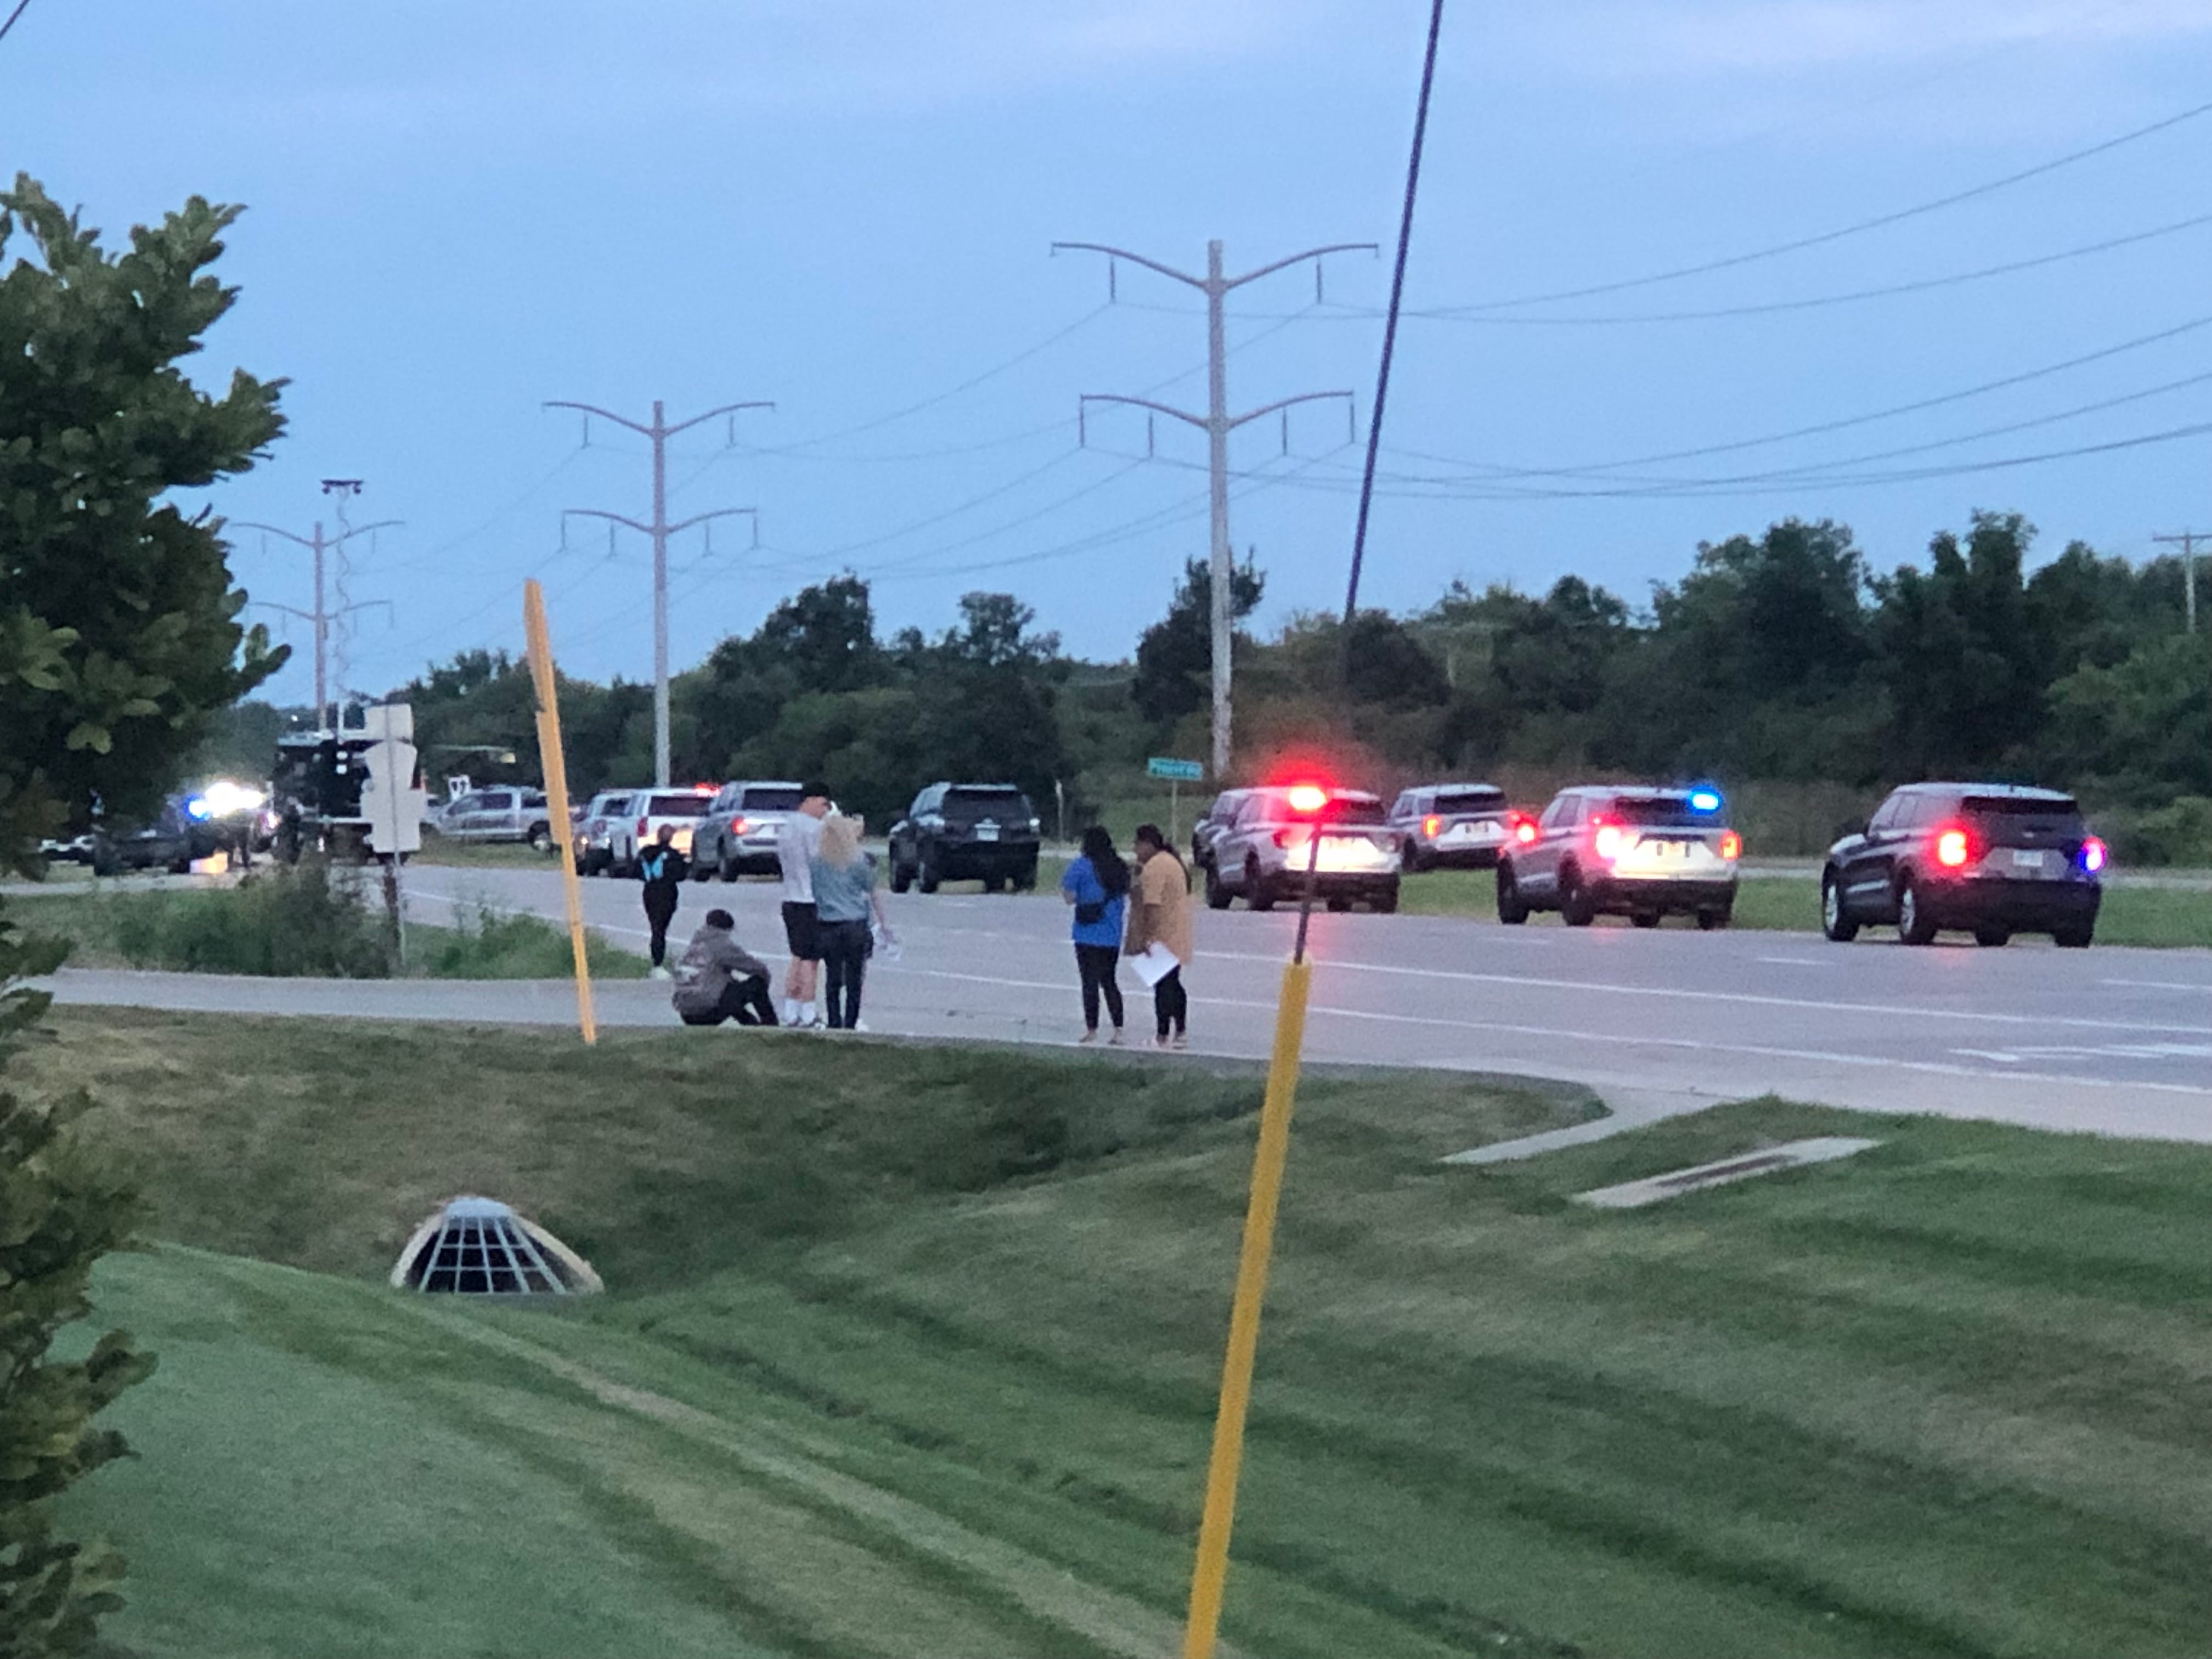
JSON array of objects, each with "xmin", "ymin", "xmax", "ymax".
[
  {"xmin": 1495, "ymin": 785, "xmax": 1741, "ymax": 928},
  {"xmin": 888, "ymin": 783, "xmax": 1041, "ymax": 893},
  {"xmin": 1821, "ymin": 782, "xmax": 2104, "ymax": 947},
  {"xmin": 428, "ymin": 787, "xmax": 556, "ymax": 851},
  {"xmin": 1204, "ymin": 788, "xmax": 1401, "ymax": 913},
  {"xmin": 693, "ymin": 780, "xmax": 810, "ymax": 881},
  {"xmin": 1387, "ymin": 781, "xmax": 1515, "ymax": 871}
]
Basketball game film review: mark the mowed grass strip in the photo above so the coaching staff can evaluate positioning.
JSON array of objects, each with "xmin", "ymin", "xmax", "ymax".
[
  {"xmin": 34, "ymin": 1009, "xmax": 2212, "ymax": 1656},
  {"xmin": 1397, "ymin": 867, "xmax": 2212, "ymax": 946}
]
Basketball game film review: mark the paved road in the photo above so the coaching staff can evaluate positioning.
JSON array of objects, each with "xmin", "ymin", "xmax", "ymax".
[{"xmin": 46, "ymin": 862, "xmax": 2212, "ymax": 1146}]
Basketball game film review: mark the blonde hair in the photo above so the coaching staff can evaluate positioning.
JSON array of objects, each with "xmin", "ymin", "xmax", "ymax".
[{"xmin": 817, "ymin": 812, "xmax": 864, "ymax": 868}]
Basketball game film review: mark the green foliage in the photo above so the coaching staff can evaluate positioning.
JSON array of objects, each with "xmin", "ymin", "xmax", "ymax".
[
  {"xmin": 1131, "ymin": 554, "xmax": 1263, "ymax": 725},
  {"xmin": 0, "ymin": 176, "xmax": 287, "ymax": 858},
  {"xmin": 46, "ymin": 862, "xmax": 396, "ymax": 979},
  {"xmin": 0, "ymin": 913, "xmax": 153, "ymax": 1658},
  {"xmin": 417, "ymin": 904, "xmax": 645, "ymax": 980}
]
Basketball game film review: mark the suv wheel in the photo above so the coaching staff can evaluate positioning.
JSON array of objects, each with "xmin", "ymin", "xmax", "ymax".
[
  {"xmin": 1496, "ymin": 864, "xmax": 1529, "ymax": 925},
  {"xmin": 1896, "ymin": 875, "xmax": 1937, "ymax": 945},
  {"xmin": 1974, "ymin": 927, "xmax": 2011, "ymax": 948},
  {"xmin": 1371, "ymin": 879, "xmax": 1399, "ymax": 916},
  {"xmin": 1245, "ymin": 856, "xmax": 1276, "ymax": 912},
  {"xmin": 2054, "ymin": 923, "xmax": 2095, "ymax": 949},
  {"xmin": 1696, "ymin": 907, "xmax": 1730, "ymax": 932},
  {"xmin": 528, "ymin": 823, "xmax": 552, "ymax": 854},
  {"xmin": 1011, "ymin": 861, "xmax": 1037, "ymax": 893},
  {"xmin": 1404, "ymin": 842, "xmax": 1430, "ymax": 874},
  {"xmin": 1821, "ymin": 870, "xmax": 1859, "ymax": 943},
  {"xmin": 890, "ymin": 856, "xmax": 914, "ymax": 894},
  {"xmin": 1205, "ymin": 863, "xmax": 1232, "ymax": 911},
  {"xmin": 1559, "ymin": 866, "xmax": 1596, "ymax": 928},
  {"xmin": 918, "ymin": 849, "xmax": 942, "ymax": 894}
]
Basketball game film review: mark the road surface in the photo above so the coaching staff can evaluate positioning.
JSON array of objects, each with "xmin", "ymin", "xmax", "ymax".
[{"xmin": 42, "ymin": 862, "xmax": 2212, "ymax": 1146}]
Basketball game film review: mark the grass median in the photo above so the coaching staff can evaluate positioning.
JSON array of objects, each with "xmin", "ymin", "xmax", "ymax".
[
  {"xmin": 30, "ymin": 1007, "xmax": 2212, "ymax": 1656},
  {"xmin": 1399, "ymin": 867, "xmax": 2212, "ymax": 946}
]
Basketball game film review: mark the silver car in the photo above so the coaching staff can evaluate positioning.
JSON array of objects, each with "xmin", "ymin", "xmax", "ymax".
[
  {"xmin": 428, "ymin": 787, "xmax": 555, "ymax": 851},
  {"xmin": 1495, "ymin": 784, "xmax": 1741, "ymax": 929},
  {"xmin": 1203, "ymin": 788, "xmax": 1401, "ymax": 913},
  {"xmin": 694, "ymin": 780, "xmax": 809, "ymax": 881}
]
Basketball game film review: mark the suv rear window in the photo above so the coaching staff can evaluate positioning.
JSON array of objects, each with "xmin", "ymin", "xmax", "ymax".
[
  {"xmin": 741, "ymin": 786, "xmax": 805, "ymax": 812},
  {"xmin": 945, "ymin": 788, "xmax": 1031, "ymax": 822},
  {"xmin": 1607, "ymin": 796, "xmax": 1707, "ymax": 828},
  {"xmin": 646, "ymin": 793, "xmax": 712, "ymax": 817},
  {"xmin": 1963, "ymin": 795, "xmax": 2081, "ymax": 819},
  {"xmin": 1432, "ymin": 788, "xmax": 1505, "ymax": 816},
  {"xmin": 1321, "ymin": 795, "xmax": 1386, "ymax": 825}
]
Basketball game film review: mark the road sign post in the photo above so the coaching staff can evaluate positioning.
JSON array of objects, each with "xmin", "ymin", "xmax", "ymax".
[
  {"xmin": 359, "ymin": 703, "xmax": 426, "ymax": 967},
  {"xmin": 1148, "ymin": 757, "xmax": 1204, "ymax": 849}
]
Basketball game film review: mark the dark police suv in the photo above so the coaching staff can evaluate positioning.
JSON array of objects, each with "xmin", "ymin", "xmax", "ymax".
[
  {"xmin": 888, "ymin": 782, "xmax": 1041, "ymax": 893},
  {"xmin": 1820, "ymin": 782, "xmax": 2106, "ymax": 948}
]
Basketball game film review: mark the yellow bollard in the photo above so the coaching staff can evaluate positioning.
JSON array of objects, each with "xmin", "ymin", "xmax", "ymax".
[
  {"xmin": 1183, "ymin": 955, "xmax": 1313, "ymax": 1659},
  {"xmin": 522, "ymin": 579, "xmax": 597, "ymax": 1046}
]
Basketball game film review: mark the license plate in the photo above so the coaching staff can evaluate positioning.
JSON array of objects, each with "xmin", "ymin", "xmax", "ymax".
[
  {"xmin": 974, "ymin": 824, "xmax": 998, "ymax": 842},
  {"xmin": 2010, "ymin": 849, "xmax": 2045, "ymax": 872}
]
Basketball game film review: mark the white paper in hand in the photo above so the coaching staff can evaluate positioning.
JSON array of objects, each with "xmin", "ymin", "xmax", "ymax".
[{"xmin": 1131, "ymin": 942, "xmax": 1180, "ymax": 988}]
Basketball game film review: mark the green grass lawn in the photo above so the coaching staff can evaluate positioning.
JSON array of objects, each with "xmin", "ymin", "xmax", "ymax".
[
  {"xmin": 1399, "ymin": 868, "xmax": 2212, "ymax": 946},
  {"xmin": 411, "ymin": 838, "xmax": 563, "ymax": 868},
  {"xmin": 29, "ymin": 1008, "xmax": 2212, "ymax": 1657}
]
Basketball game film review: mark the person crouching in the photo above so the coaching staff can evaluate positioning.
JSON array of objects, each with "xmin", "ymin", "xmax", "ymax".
[{"xmin": 672, "ymin": 908, "xmax": 780, "ymax": 1027}]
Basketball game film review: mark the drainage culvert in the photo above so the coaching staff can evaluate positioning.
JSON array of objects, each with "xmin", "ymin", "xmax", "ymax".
[{"xmin": 390, "ymin": 1195, "xmax": 602, "ymax": 1295}]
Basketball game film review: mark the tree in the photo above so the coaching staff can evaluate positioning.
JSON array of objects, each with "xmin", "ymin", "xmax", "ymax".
[
  {"xmin": 2, "ymin": 174, "xmax": 284, "ymax": 1655},
  {"xmin": 1132, "ymin": 555, "xmax": 1263, "ymax": 725}
]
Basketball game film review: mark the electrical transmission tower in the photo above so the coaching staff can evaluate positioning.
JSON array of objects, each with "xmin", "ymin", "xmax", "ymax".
[
  {"xmin": 1055, "ymin": 238, "xmax": 1373, "ymax": 780},
  {"xmin": 2153, "ymin": 529, "xmax": 2205, "ymax": 632},
  {"xmin": 235, "ymin": 483, "xmax": 400, "ymax": 729},
  {"xmin": 548, "ymin": 398, "xmax": 772, "ymax": 786}
]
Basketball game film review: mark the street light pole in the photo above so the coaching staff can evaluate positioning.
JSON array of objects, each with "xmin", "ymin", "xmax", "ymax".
[
  {"xmin": 549, "ymin": 397, "xmax": 772, "ymax": 786},
  {"xmin": 1056, "ymin": 236, "xmax": 1376, "ymax": 780}
]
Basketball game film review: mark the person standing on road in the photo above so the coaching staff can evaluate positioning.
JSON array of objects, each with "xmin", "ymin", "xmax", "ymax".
[
  {"xmin": 777, "ymin": 782, "xmax": 831, "ymax": 1027},
  {"xmin": 1124, "ymin": 823, "xmax": 1193, "ymax": 1049},
  {"xmin": 671, "ymin": 909, "xmax": 781, "ymax": 1027},
  {"xmin": 811, "ymin": 811, "xmax": 894, "ymax": 1032},
  {"xmin": 1062, "ymin": 825, "xmax": 1130, "ymax": 1044},
  {"xmin": 636, "ymin": 823, "xmax": 690, "ymax": 977}
]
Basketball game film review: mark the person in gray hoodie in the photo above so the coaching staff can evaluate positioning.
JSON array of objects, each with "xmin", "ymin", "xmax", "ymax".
[{"xmin": 670, "ymin": 909, "xmax": 780, "ymax": 1027}]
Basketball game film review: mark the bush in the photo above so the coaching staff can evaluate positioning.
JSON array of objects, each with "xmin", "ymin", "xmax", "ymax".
[
  {"xmin": 98, "ymin": 860, "xmax": 394, "ymax": 978},
  {"xmin": 420, "ymin": 904, "xmax": 645, "ymax": 980},
  {"xmin": 2099, "ymin": 795, "xmax": 2212, "ymax": 868},
  {"xmin": 0, "ymin": 905, "xmax": 154, "ymax": 1657}
]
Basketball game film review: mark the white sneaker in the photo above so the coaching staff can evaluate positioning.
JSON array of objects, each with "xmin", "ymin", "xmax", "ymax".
[
  {"xmin": 650, "ymin": 966, "xmax": 673, "ymax": 980},
  {"xmin": 851, "ymin": 1018, "xmax": 871, "ymax": 1033}
]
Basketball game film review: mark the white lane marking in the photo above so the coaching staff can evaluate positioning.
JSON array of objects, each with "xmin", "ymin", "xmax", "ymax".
[
  {"xmin": 1954, "ymin": 1041, "xmax": 2212, "ymax": 1062},
  {"xmin": 1756, "ymin": 956, "xmax": 1831, "ymax": 967},
  {"xmin": 2102, "ymin": 978, "xmax": 2212, "ymax": 992}
]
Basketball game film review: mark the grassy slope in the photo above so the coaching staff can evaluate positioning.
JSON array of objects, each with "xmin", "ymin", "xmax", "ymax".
[
  {"xmin": 34, "ymin": 1011, "xmax": 2212, "ymax": 1657},
  {"xmin": 1398, "ymin": 868, "xmax": 2211, "ymax": 946}
]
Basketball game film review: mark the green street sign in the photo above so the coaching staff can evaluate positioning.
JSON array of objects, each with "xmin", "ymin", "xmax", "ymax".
[{"xmin": 1147, "ymin": 757, "xmax": 1204, "ymax": 782}]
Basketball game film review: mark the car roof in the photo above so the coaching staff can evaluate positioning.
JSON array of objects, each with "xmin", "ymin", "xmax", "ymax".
[
  {"xmin": 1403, "ymin": 781, "xmax": 1504, "ymax": 794},
  {"xmin": 1899, "ymin": 781, "xmax": 2075, "ymax": 801},
  {"xmin": 1559, "ymin": 783, "xmax": 1699, "ymax": 798}
]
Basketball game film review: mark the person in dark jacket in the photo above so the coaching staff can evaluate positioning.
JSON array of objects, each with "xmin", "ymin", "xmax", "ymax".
[
  {"xmin": 671, "ymin": 909, "xmax": 779, "ymax": 1026},
  {"xmin": 636, "ymin": 823, "xmax": 690, "ymax": 975}
]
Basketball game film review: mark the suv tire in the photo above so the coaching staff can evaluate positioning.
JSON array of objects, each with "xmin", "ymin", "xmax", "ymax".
[
  {"xmin": 1245, "ymin": 856, "xmax": 1276, "ymax": 912},
  {"xmin": 1897, "ymin": 874, "xmax": 1938, "ymax": 945},
  {"xmin": 528, "ymin": 823, "xmax": 552, "ymax": 854},
  {"xmin": 1496, "ymin": 864, "xmax": 1530, "ymax": 925},
  {"xmin": 1974, "ymin": 927, "xmax": 2010, "ymax": 948},
  {"xmin": 1559, "ymin": 866, "xmax": 1596, "ymax": 928},
  {"xmin": 1696, "ymin": 906, "xmax": 1730, "ymax": 932},
  {"xmin": 719, "ymin": 842, "xmax": 741, "ymax": 883},
  {"xmin": 918, "ymin": 848, "xmax": 942, "ymax": 894},
  {"xmin": 1372, "ymin": 880, "xmax": 1399, "ymax": 915},
  {"xmin": 1205, "ymin": 864, "xmax": 1232, "ymax": 910},
  {"xmin": 1012, "ymin": 861, "xmax": 1037, "ymax": 893},
  {"xmin": 890, "ymin": 857, "xmax": 914, "ymax": 894},
  {"xmin": 1821, "ymin": 870, "xmax": 1859, "ymax": 942},
  {"xmin": 2055, "ymin": 923, "xmax": 2095, "ymax": 949}
]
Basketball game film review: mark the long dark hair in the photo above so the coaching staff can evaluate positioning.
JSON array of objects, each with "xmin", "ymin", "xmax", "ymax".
[
  {"xmin": 1132, "ymin": 822, "xmax": 1188, "ymax": 889},
  {"xmin": 1081, "ymin": 825, "xmax": 1130, "ymax": 897}
]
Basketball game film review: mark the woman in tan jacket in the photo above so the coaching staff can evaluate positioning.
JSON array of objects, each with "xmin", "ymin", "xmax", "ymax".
[{"xmin": 1123, "ymin": 823, "xmax": 1193, "ymax": 1049}]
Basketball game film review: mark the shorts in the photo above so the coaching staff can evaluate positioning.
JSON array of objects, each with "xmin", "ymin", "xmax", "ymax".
[{"xmin": 781, "ymin": 900, "xmax": 820, "ymax": 960}]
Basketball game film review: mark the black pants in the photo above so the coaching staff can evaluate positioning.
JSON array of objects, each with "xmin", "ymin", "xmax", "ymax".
[
  {"xmin": 818, "ymin": 918, "xmax": 870, "ymax": 1029},
  {"xmin": 1153, "ymin": 966, "xmax": 1188, "ymax": 1039},
  {"xmin": 642, "ymin": 882, "xmax": 679, "ymax": 966},
  {"xmin": 1075, "ymin": 943, "xmax": 1124, "ymax": 1031},
  {"xmin": 679, "ymin": 974, "xmax": 779, "ymax": 1028}
]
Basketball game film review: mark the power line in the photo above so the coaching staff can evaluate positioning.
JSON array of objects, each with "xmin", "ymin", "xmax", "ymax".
[
  {"xmin": 1438, "ymin": 93, "xmax": 2212, "ymax": 314},
  {"xmin": 0, "ymin": 0, "xmax": 31, "ymax": 46}
]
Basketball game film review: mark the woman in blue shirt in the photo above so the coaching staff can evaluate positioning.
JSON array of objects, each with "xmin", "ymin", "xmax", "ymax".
[{"xmin": 1060, "ymin": 825, "xmax": 1131, "ymax": 1043}]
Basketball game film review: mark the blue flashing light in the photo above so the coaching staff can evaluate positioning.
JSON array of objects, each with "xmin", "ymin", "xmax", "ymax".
[
  {"xmin": 183, "ymin": 795, "xmax": 214, "ymax": 821},
  {"xmin": 1686, "ymin": 788, "xmax": 1723, "ymax": 814}
]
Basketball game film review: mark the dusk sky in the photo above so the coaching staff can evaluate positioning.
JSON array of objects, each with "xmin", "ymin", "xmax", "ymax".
[{"xmin": 9, "ymin": 1, "xmax": 2211, "ymax": 707}]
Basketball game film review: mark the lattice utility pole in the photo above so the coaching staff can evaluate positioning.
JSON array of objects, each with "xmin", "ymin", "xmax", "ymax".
[
  {"xmin": 1055, "ymin": 238, "xmax": 1373, "ymax": 779},
  {"xmin": 236, "ymin": 495, "xmax": 401, "ymax": 729},
  {"xmin": 548, "ymin": 398, "xmax": 771, "ymax": 786},
  {"xmin": 2154, "ymin": 529, "xmax": 2205, "ymax": 633}
]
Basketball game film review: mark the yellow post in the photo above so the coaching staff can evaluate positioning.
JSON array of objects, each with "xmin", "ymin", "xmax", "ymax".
[
  {"xmin": 522, "ymin": 579, "xmax": 598, "ymax": 1045},
  {"xmin": 1183, "ymin": 955, "xmax": 1313, "ymax": 1659}
]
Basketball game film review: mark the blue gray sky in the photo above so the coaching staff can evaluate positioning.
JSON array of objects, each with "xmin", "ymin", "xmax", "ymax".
[{"xmin": 9, "ymin": 1, "xmax": 2212, "ymax": 703}]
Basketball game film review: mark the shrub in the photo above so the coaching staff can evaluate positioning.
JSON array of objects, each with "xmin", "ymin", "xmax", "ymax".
[
  {"xmin": 100, "ymin": 860, "xmax": 393, "ymax": 978},
  {"xmin": 0, "ymin": 905, "xmax": 154, "ymax": 1657},
  {"xmin": 421, "ymin": 904, "xmax": 645, "ymax": 980}
]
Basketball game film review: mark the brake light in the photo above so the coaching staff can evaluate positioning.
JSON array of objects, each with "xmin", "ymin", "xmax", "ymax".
[
  {"xmin": 636, "ymin": 816, "xmax": 649, "ymax": 840},
  {"xmin": 1593, "ymin": 823, "xmax": 1626, "ymax": 862},
  {"xmin": 1936, "ymin": 827, "xmax": 1972, "ymax": 868},
  {"xmin": 1718, "ymin": 830, "xmax": 1741, "ymax": 860},
  {"xmin": 1422, "ymin": 814, "xmax": 1442, "ymax": 839},
  {"xmin": 731, "ymin": 816, "xmax": 750, "ymax": 836},
  {"xmin": 1273, "ymin": 827, "xmax": 1312, "ymax": 850},
  {"xmin": 1513, "ymin": 817, "xmax": 1537, "ymax": 845},
  {"xmin": 2081, "ymin": 836, "xmax": 2108, "ymax": 874}
]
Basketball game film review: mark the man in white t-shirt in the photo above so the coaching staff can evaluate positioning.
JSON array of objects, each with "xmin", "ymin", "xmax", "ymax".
[{"xmin": 777, "ymin": 782, "xmax": 831, "ymax": 1026}]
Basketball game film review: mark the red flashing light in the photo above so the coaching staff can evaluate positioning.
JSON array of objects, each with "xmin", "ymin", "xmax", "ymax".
[
  {"xmin": 1719, "ymin": 830, "xmax": 1742, "ymax": 860},
  {"xmin": 2082, "ymin": 836, "xmax": 2108, "ymax": 874},
  {"xmin": 1513, "ymin": 817, "xmax": 1538, "ymax": 845},
  {"xmin": 1286, "ymin": 783, "xmax": 1330, "ymax": 816},
  {"xmin": 1936, "ymin": 827, "xmax": 1972, "ymax": 868},
  {"xmin": 1421, "ymin": 814, "xmax": 1442, "ymax": 839}
]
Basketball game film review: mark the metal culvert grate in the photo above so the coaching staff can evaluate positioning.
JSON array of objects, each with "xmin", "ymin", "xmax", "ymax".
[{"xmin": 390, "ymin": 1196, "xmax": 602, "ymax": 1295}]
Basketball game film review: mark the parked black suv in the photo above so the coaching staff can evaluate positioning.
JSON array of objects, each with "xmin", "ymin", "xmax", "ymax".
[
  {"xmin": 89, "ymin": 795, "xmax": 198, "ymax": 876},
  {"xmin": 1821, "ymin": 783, "xmax": 2105, "ymax": 947},
  {"xmin": 889, "ymin": 783, "xmax": 1041, "ymax": 893}
]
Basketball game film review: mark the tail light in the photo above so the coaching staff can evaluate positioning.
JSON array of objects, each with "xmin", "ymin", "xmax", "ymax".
[
  {"xmin": 1273, "ymin": 827, "xmax": 1312, "ymax": 851},
  {"xmin": 1593, "ymin": 823, "xmax": 1627, "ymax": 862},
  {"xmin": 1935, "ymin": 826, "xmax": 1972, "ymax": 868},
  {"xmin": 1513, "ymin": 817, "xmax": 1537, "ymax": 845},
  {"xmin": 2081, "ymin": 836, "xmax": 2108, "ymax": 874},
  {"xmin": 1718, "ymin": 830, "xmax": 1742, "ymax": 860},
  {"xmin": 731, "ymin": 816, "xmax": 750, "ymax": 835},
  {"xmin": 1421, "ymin": 814, "xmax": 1442, "ymax": 839},
  {"xmin": 636, "ymin": 816, "xmax": 649, "ymax": 840}
]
